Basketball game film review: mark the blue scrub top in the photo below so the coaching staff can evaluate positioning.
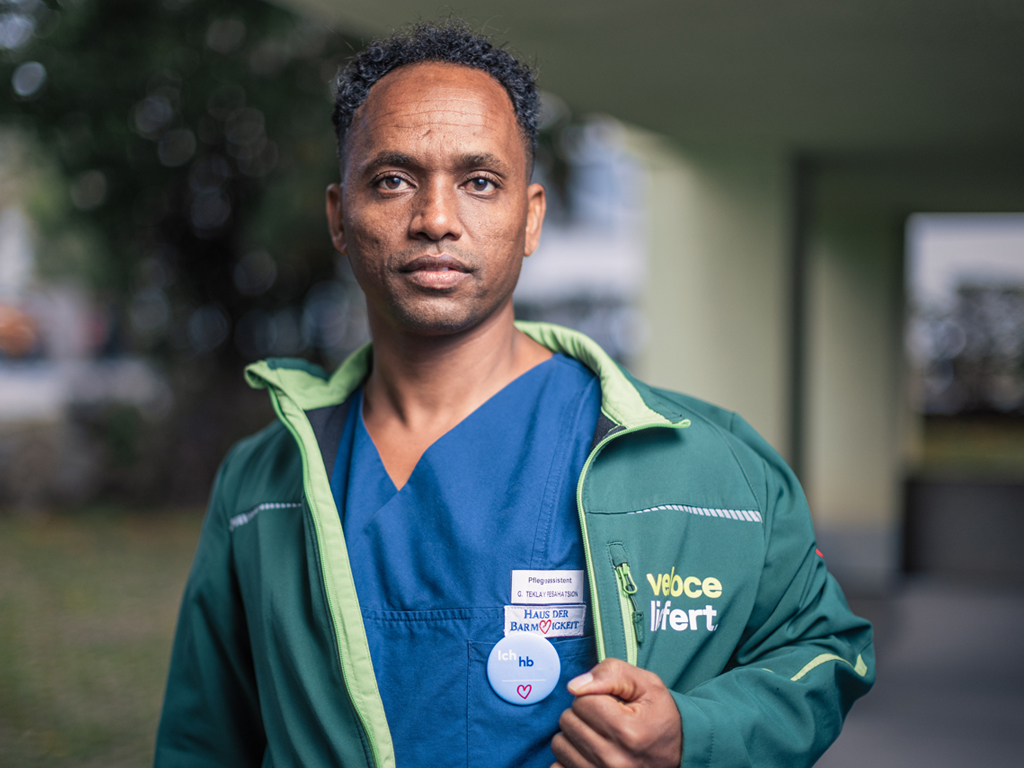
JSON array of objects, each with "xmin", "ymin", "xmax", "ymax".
[{"xmin": 330, "ymin": 354, "xmax": 601, "ymax": 767}]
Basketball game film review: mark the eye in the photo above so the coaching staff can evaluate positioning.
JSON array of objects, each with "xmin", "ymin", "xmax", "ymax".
[
  {"xmin": 377, "ymin": 175, "xmax": 408, "ymax": 191},
  {"xmin": 467, "ymin": 176, "xmax": 497, "ymax": 193}
]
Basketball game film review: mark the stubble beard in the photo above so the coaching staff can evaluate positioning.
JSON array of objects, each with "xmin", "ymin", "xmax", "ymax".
[
  {"xmin": 378, "ymin": 279, "xmax": 516, "ymax": 338},
  {"xmin": 380, "ymin": 263, "xmax": 521, "ymax": 339},
  {"xmin": 354, "ymin": 240, "xmax": 522, "ymax": 338}
]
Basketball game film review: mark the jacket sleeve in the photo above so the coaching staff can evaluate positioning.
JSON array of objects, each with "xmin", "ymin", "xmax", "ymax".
[
  {"xmin": 670, "ymin": 414, "xmax": 875, "ymax": 768},
  {"xmin": 154, "ymin": 449, "xmax": 266, "ymax": 767}
]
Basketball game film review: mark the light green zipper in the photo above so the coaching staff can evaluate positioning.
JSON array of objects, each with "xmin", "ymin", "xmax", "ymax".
[
  {"xmin": 575, "ymin": 419, "xmax": 689, "ymax": 665},
  {"xmin": 266, "ymin": 387, "xmax": 393, "ymax": 768},
  {"xmin": 612, "ymin": 554, "xmax": 645, "ymax": 665}
]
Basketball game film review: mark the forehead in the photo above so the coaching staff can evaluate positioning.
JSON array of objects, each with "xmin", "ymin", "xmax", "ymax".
[{"xmin": 346, "ymin": 62, "xmax": 525, "ymax": 170}]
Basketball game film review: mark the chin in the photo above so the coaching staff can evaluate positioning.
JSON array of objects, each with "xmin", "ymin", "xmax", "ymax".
[
  {"xmin": 385, "ymin": 298, "xmax": 505, "ymax": 338},
  {"xmin": 388, "ymin": 307, "xmax": 480, "ymax": 337}
]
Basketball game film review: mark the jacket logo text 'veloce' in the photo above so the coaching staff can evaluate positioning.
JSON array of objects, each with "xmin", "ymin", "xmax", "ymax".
[{"xmin": 646, "ymin": 569, "xmax": 722, "ymax": 599}]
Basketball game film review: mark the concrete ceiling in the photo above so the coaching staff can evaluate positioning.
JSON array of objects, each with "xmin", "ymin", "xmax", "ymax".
[{"xmin": 284, "ymin": 0, "xmax": 1024, "ymax": 156}]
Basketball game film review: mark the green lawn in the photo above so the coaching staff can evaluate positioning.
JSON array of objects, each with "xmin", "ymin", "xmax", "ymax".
[
  {"xmin": 0, "ymin": 509, "xmax": 203, "ymax": 767},
  {"xmin": 919, "ymin": 415, "xmax": 1024, "ymax": 480}
]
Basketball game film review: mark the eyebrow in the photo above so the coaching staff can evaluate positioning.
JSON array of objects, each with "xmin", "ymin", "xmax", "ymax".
[
  {"xmin": 357, "ymin": 152, "xmax": 416, "ymax": 177},
  {"xmin": 360, "ymin": 151, "xmax": 512, "ymax": 177},
  {"xmin": 458, "ymin": 153, "xmax": 511, "ymax": 175}
]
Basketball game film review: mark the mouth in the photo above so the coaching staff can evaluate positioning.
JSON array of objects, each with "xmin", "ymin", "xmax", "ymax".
[
  {"xmin": 401, "ymin": 254, "xmax": 471, "ymax": 273},
  {"xmin": 399, "ymin": 254, "xmax": 472, "ymax": 290}
]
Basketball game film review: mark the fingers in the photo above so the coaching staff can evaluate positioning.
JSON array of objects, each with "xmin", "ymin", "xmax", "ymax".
[
  {"xmin": 551, "ymin": 727, "xmax": 601, "ymax": 768},
  {"xmin": 568, "ymin": 658, "xmax": 654, "ymax": 702},
  {"xmin": 554, "ymin": 660, "xmax": 684, "ymax": 768},
  {"xmin": 557, "ymin": 704, "xmax": 613, "ymax": 764},
  {"xmin": 569, "ymin": 688, "xmax": 634, "ymax": 743},
  {"xmin": 566, "ymin": 659, "xmax": 660, "ymax": 742},
  {"xmin": 570, "ymin": 694, "xmax": 658, "ymax": 758}
]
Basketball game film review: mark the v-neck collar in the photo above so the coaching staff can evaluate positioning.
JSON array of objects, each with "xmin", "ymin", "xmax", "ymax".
[
  {"xmin": 358, "ymin": 353, "xmax": 562, "ymax": 493},
  {"xmin": 336, "ymin": 351, "xmax": 601, "ymax": 602}
]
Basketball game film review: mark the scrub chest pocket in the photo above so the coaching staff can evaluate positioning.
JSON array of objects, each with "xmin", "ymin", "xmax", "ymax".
[{"xmin": 467, "ymin": 636, "xmax": 597, "ymax": 768}]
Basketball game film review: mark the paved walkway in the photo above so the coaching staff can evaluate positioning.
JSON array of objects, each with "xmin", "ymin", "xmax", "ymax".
[{"xmin": 817, "ymin": 579, "xmax": 1024, "ymax": 767}]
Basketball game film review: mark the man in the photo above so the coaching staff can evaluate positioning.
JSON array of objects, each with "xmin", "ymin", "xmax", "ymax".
[{"xmin": 156, "ymin": 21, "xmax": 873, "ymax": 768}]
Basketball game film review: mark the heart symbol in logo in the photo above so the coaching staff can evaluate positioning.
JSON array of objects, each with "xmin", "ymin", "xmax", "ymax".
[
  {"xmin": 517, "ymin": 684, "xmax": 532, "ymax": 699},
  {"xmin": 539, "ymin": 619, "xmax": 552, "ymax": 634}
]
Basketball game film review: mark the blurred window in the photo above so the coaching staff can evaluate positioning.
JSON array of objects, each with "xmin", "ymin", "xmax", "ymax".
[
  {"xmin": 516, "ymin": 114, "xmax": 647, "ymax": 366},
  {"xmin": 906, "ymin": 214, "xmax": 1024, "ymax": 415}
]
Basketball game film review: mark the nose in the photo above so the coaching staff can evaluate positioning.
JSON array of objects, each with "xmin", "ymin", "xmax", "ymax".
[{"xmin": 409, "ymin": 178, "xmax": 462, "ymax": 242}]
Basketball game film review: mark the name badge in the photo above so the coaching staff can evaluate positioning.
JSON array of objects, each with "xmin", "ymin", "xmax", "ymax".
[
  {"xmin": 511, "ymin": 569, "xmax": 585, "ymax": 604},
  {"xmin": 504, "ymin": 604, "xmax": 586, "ymax": 637},
  {"xmin": 486, "ymin": 632, "xmax": 561, "ymax": 705}
]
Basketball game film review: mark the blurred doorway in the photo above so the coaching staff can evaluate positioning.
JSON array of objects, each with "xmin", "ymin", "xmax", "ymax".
[{"xmin": 903, "ymin": 214, "xmax": 1024, "ymax": 583}]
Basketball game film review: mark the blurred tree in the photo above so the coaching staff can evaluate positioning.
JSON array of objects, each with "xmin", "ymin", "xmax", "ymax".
[
  {"xmin": 0, "ymin": 0, "xmax": 365, "ymax": 367},
  {"xmin": 0, "ymin": 0, "xmax": 368, "ymax": 503}
]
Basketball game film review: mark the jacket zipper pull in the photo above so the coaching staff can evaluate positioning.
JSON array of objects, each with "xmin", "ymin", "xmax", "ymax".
[{"xmin": 614, "ymin": 561, "xmax": 645, "ymax": 645}]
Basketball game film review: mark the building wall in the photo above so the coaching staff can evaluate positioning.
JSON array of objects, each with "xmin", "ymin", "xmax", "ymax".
[
  {"xmin": 627, "ymin": 132, "xmax": 793, "ymax": 458},
  {"xmin": 804, "ymin": 214, "xmax": 906, "ymax": 588}
]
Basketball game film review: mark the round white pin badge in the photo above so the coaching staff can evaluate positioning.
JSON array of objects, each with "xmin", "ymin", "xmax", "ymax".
[{"xmin": 486, "ymin": 632, "xmax": 561, "ymax": 706}]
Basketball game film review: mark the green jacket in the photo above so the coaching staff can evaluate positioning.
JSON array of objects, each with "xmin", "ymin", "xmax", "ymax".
[{"xmin": 156, "ymin": 321, "xmax": 873, "ymax": 768}]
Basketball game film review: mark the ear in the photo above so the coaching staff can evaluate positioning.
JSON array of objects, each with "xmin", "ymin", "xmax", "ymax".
[
  {"xmin": 325, "ymin": 183, "xmax": 347, "ymax": 255},
  {"xmin": 524, "ymin": 182, "xmax": 546, "ymax": 257}
]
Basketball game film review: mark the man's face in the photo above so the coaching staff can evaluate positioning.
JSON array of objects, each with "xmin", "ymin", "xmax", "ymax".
[{"xmin": 326, "ymin": 62, "xmax": 545, "ymax": 337}]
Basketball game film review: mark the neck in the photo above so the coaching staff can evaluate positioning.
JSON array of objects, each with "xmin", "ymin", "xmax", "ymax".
[{"xmin": 363, "ymin": 302, "xmax": 552, "ymax": 435}]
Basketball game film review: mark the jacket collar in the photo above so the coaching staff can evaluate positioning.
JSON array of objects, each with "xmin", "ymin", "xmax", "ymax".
[{"xmin": 245, "ymin": 321, "xmax": 688, "ymax": 429}]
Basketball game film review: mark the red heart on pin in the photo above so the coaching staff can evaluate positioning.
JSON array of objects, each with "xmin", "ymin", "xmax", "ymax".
[
  {"xmin": 517, "ymin": 684, "xmax": 532, "ymax": 699},
  {"xmin": 539, "ymin": 619, "xmax": 552, "ymax": 634}
]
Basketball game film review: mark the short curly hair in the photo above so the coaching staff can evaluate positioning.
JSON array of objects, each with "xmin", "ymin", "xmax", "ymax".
[{"xmin": 331, "ymin": 20, "xmax": 539, "ymax": 168}]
